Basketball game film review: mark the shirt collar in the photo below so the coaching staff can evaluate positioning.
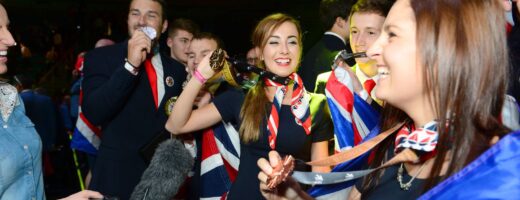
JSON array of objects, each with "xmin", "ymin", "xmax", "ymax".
[{"xmin": 324, "ymin": 31, "xmax": 346, "ymax": 45}]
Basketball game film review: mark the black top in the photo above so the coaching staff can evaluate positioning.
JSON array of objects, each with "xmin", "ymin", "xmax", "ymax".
[
  {"xmin": 355, "ymin": 147, "xmax": 426, "ymax": 200},
  {"xmin": 213, "ymin": 89, "xmax": 333, "ymax": 200}
]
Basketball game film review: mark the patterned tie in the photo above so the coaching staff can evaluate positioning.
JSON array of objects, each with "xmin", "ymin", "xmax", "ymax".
[
  {"xmin": 363, "ymin": 79, "xmax": 376, "ymax": 97},
  {"xmin": 144, "ymin": 58, "xmax": 158, "ymax": 109},
  {"xmin": 264, "ymin": 73, "xmax": 312, "ymax": 149}
]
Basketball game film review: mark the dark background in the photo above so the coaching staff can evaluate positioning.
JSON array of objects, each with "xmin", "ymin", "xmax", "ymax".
[
  {"xmin": 3, "ymin": 0, "xmax": 325, "ymax": 57},
  {"xmin": 0, "ymin": 1, "xmax": 328, "ymax": 198}
]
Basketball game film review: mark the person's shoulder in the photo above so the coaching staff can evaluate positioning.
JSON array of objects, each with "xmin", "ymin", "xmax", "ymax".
[
  {"xmin": 316, "ymin": 71, "xmax": 332, "ymax": 81},
  {"xmin": 309, "ymin": 92, "xmax": 327, "ymax": 103},
  {"xmin": 160, "ymin": 51, "xmax": 185, "ymax": 69},
  {"xmin": 215, "ymin": 87, "xmax": 245, "ymax": 101},
  {"xmin": 304, "ymin": 36, "xmax": 328, "ymax": 54},
  {"xmin": 223, "ymin": 87, "xmax": 246, "ymax": 96},
  {"xmin": 85, "ymin": 42, "xmax": 126, "ymax": 59}
]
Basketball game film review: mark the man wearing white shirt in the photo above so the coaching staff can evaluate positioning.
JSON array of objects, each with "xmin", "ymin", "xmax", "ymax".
[{"xmin": 299, "ymin": 0, "xmax": 356, "ymax": 90}]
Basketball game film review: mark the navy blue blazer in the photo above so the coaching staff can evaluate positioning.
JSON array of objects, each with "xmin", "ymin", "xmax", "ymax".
[
  {"xmin": 82, "ymin": 41, "xmax": 187, "ymax": 199},
  {"xmin": 299, "ymin": 33, "xmax": 353, "ymax": 90}
]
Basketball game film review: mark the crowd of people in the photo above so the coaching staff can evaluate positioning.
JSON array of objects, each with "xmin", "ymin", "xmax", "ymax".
[{"xmin": 1, "ymin": 0, "xmax": 519, "ymax": 199}]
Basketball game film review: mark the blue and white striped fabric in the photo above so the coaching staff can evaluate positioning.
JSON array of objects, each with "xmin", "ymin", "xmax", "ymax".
[
  {"xmin": 70, "ymin": 79, "xmax": 101, "ymax": 155},
  {"xmin": 309, "ymin": 67, "xmax": 380, "ymax": 199},
  {"xmin": 200, "ymin": 121, "xmax": 240, "ymax": 199}
]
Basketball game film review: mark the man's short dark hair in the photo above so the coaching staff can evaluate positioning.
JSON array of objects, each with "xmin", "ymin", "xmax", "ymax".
[
  {"xmin": 320, "ymin": 0, "xmax": 356, "ymax": 30},
  {"xmin": 192, "ymin": 32, "xmax": 224, "ymax": 50},
  {"xmin": 129, "ymin": 0, "xmax": 168, "ymax": 22},
  {"xmin": 167, "ymin": 18, "xmax": 200, "ymax": 38},
  {"xmin": 349, "ymin": 0, "xmax": 395, "ymax": 18}
]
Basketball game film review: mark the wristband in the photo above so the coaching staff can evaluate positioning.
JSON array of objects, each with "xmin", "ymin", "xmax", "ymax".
[
  {"xmin": 124, "ymin": 58, "xmax": 139, "ymax": 75},
  {"xmin": 193, "ymin": 69, "xmax": 207, "ymax": 84}
]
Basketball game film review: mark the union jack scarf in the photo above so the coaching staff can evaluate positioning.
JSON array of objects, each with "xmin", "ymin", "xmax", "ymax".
[
  {"xmin": 395, "ymin": 121, "xmax": 438, "ymax": 160},
  {"xmin": 264, "ymin": 73, "xmax": 312, "ymax": 149}
]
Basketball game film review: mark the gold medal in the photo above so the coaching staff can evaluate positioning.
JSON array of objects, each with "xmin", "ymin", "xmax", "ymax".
[
  {"xmin": 209, "ymin": 48, "xmax": 226, "ymax": 71},
  {"xmin": 164, "ymin": 96, "xmax": 178, "ymax": 116}
]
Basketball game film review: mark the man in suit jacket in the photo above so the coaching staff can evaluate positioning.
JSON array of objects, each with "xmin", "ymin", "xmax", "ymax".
[
  {"xmin": 81, "ymin": 0, "xmax": 187, "ymax": 198},
  {"xmin": 299, "ymin": 0, "xmax": 356, "ymax": 91}
]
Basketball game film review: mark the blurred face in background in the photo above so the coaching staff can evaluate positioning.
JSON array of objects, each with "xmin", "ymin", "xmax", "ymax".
[
  {"xmin": 350, "ymin": 12, "xmax": 385, "ymax": 77},
  {"xmin": 247, "ymin": 47, "xmax": 259, "ymax": 66},
  {"xmin": 167, "ymin": 29, "xmax": 193, "ymax": 64},
  {"xmin": 186, "ymin": 38, "xmax": 218, "ymax": 75}
]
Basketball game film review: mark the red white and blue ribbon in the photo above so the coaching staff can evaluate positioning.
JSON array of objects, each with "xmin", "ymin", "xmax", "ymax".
[
  {"xmin": 395, "ymin": 121, "xmax": 438, "ymax": 154},
  {"xmin": 264, "ymin": 73, "xmax": 311, "ymax": 149}
]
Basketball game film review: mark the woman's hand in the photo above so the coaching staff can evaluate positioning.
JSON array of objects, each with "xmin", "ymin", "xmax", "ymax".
[
  {"xmin": 196, "ymin": 50, "xmax": 218, "ymax": 80},
  {"xmin": 59, "ymin": 190, "xmax": 103, "ymax": 200},
  {"xmin": 257, "ymin": 151, "xmax": 313, "ymax": 200}
]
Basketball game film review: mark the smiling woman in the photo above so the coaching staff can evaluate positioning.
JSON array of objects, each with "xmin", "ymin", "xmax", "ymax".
[
  {"xmin": 257, "ymin": 0, "xmax": 520, "ymax": 199},
  {"xmin": 166, "ymin": 13, "xmax": 334, "ymax": 200},
  {"xmin": 0, "ymin": 2, "xmax": 103, "ymax": 200}
]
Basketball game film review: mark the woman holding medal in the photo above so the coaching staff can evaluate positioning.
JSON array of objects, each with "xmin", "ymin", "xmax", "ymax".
[
  {"xmin": 166, "ymin": 13, "xmax": 334, "ymax": 199},
  {"xmin": 257, "ymin": 0, "xmax": 519, "ymax": 199}
]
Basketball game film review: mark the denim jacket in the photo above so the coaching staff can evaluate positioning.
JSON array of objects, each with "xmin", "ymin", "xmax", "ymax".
[{"xmin": 0, "ymin": 83, "xmax": 45, "ymax": 200}]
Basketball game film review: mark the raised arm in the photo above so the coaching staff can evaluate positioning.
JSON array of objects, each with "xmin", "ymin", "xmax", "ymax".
[
  {"xmin": 166, "ymin": 51, "xmax": 222, "ymax": 134},
  {"xmin": 82, "ymin": 30, "xmax": 152, "ymax": 125}
]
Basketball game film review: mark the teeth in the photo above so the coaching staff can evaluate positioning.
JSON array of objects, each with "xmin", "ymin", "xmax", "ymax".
[
  {"xmin": 275, "ymin": 58, "xmax": 290, "ymax": 64},
  {"xmin": 378, "ymin": 67, "xmax": 389, "ymax": 75},
  {"xmin": 0, "ymin": 51, "xmax": 7, "ymax": 56}
]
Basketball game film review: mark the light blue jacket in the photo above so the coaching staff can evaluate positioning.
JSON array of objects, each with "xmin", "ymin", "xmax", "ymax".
[{"xmin": 0, "ymin": 83, "xmax": 45, "ymax": 200}]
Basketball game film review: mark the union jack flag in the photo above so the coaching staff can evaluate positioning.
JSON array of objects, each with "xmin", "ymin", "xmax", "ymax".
[
  {"xmin": 309, "ymin": 67, "xmax": 380, "ymax": 199},
  {"xmin": 199, "ymin": 121, "xmax": 240, "ymax": 199},
  {"xmin": 70, "ymin": 79, "xmax": 102, "ymax": 155},
  {"xmin": 70, "ymin": 55, "xmax": 102, "ymax": 155}
]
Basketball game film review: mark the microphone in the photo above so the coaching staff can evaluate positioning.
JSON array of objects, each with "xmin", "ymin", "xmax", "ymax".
[{"xmin": 130, "ymin": 137, "xmax": 194, "ymax": 200}]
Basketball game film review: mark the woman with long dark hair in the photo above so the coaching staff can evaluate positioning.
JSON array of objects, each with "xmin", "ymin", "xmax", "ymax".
[{"xmin": 258, "ymin": 0, "xmax": 518, "ymax": 199}]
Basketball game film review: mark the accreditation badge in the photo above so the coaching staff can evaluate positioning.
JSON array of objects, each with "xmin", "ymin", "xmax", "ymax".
[{"xmin": 165, "ymin": 96, "xmax": 178, "ymax": 116}]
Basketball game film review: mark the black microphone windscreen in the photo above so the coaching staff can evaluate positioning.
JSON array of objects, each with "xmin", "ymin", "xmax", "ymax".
[{"xmin": 130, "ymin": 138, "xmax": 194, "ymax": 200}]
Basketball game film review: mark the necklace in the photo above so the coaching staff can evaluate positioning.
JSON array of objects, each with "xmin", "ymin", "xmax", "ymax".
[{"xmin": 397, "ymin": 162, "xmax": 426, "ymax": 191}]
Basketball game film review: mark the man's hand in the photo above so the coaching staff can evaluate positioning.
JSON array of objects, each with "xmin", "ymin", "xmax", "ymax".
[{"xmin": 127, "ymin": 28, "xmax": 152, "ymax": 68}]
